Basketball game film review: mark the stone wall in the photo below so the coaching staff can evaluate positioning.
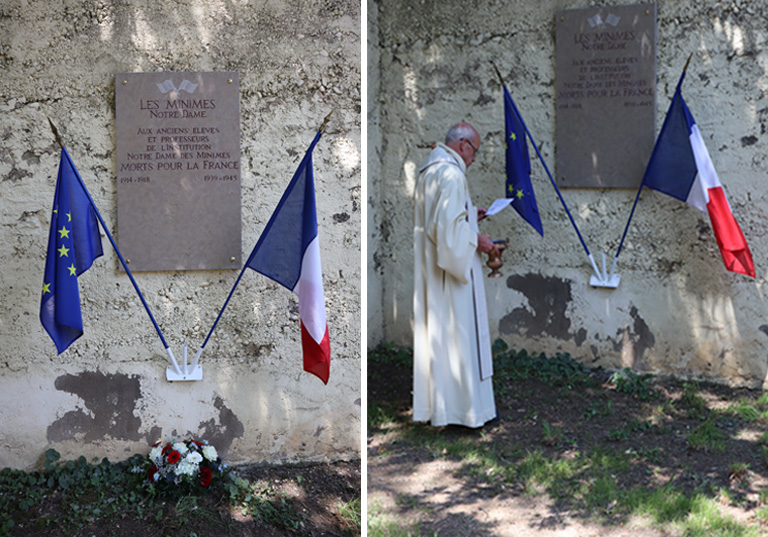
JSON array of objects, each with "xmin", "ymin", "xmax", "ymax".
[
  {"xmin": 368, "ymin": 0, "xmax": 768, "ymax": 387},
  {"xmin": 0, "ymin": 0, "xmax": 360, "ymax": 470}
]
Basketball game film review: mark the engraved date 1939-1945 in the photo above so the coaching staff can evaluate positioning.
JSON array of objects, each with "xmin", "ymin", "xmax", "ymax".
[{"xmin": 203, "ymin": 175, "xmax": 237, "ymax": 182}]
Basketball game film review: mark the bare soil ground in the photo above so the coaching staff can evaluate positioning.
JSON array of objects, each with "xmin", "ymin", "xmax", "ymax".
[{"xmin": 367, "ymin": 345, "xmax": 768, "ymax": 536}]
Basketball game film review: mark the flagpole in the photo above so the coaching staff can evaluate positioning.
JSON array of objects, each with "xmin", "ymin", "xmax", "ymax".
[
  {"xmin": 48, "ymin": 120, "xmax": 180, "ymax": 371},
  {"xmin": 197, "ymin": 262, "xmax": 250, "ymax": 353},
  {"xmin": 492, "ymin": 65, "xmax": 602, "ymax": 277},
  {"xmin": 190, "ymin": 111, "xmax": 333, "ymax": 369},
  {"xmin": 608, "ymin": 53, "xmax": 694, "ymax": 279}
]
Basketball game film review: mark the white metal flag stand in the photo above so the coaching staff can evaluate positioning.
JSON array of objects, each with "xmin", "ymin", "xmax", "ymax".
[
  {"xmin": 588, "ymin": 252, "xmax": 621, "ymax": 288},
  {"xmin": 166, "ymin": 345, "xmax": 203, "ymax": 382}
]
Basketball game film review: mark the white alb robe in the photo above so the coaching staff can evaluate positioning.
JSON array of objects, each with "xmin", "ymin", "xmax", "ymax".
[{"xmin": 413, "ymin": 143, "xmax": 496, "ymax": 427}]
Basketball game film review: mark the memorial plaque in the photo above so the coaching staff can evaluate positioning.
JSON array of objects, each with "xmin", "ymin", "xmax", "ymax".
[
  {"xmin": 555, "ymin": 4, "xmax": 656, "ymax": 188},
  {"xmin": 115, "ymin": 72, "xmax": 241, "ymax": 271}
]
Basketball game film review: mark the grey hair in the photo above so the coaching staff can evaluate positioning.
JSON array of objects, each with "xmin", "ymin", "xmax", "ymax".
[{"xmin": 444, "ymin": 123, "xmax": 476, "ymax": 145}]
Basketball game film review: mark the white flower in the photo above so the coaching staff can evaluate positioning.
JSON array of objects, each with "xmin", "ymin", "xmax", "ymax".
[
  {"xmin": 149, "ymin": 445, "xmax": 163, "ymax": 462},
  {"xmin": 175, "ymin": 461, "xmax": 197, "ymax": 477},
  {"xmin": 172, "ymin": 442, "xmax": 189, "ymax": 455},
  {"xmin": 185, "ymin": 452, "xmax": 203, "ymax": 465},
  {"xmin": 153, "ymin": 472, "xmax": 160, "ymax": 482},
  {"xmin": 202, "ymin": 445, "xmax": 218, "ymax": 461}
]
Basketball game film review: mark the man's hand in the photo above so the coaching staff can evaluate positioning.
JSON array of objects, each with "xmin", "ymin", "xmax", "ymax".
[
  {"xmin": 477, "ymin": 233, "xmax": 499, "ymax": 257},
  {"xmin": 477, "ymin": 207, "xmax": 488, "ymax": 221}
]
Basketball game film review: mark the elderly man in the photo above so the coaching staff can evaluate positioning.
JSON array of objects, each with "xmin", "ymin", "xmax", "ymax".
[{"xmin": 413, "ymin": 121, "xmax": 497, "ymax": 428}]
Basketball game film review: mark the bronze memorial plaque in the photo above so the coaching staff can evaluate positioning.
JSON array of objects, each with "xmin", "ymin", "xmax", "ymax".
[
  {"xmin": 115, "ymin": 72, "xmax": 241, "ymax": 271},
  {"xmin": 555, "ymin": 4, "xmax": 656, "ymax": 188}
]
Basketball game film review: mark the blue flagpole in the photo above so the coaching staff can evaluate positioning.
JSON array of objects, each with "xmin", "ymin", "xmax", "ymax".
[
  {"xmin": 193, "ymin": 111, "xmax": 333, "ymax": 364},
  {"xmin": 611, "ymin": 185, "xmax": 644, "ymax": 268},
  {"xmin": 48, "ymin": 120, "xmax": 170, "ymax": 352},
  {"xmin": 59, "ymin": 147, "xmax": 170, "ymax": 351},
  {"xmin": 505, "ymin": 88, "xmax": 591, "ymax": 257},
  {"xmin": 199, "ymin": 262, "xmax": 250, "ymax": 351},
  {"xmin": 609, "ymin": 55, "xmax": 693, "ymax": 275}
]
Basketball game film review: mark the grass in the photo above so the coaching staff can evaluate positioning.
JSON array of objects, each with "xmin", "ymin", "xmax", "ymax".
[
  {"xmin": 624, "ymin": 486, "xmax": 760, "ymax": 536},
  {"xmin": 368, "ymin": 400, "xmax": 401, "ymax": 430},
  {"xmin": 226, "ymin": 475, "xmax": 306, "ymax": 531},
  {"xmin": 687, "ymin": 416, "xmax": 728, "ymax": 453},
  {"xmin": 611, "ymin": 368, "xmax": 657, "ymax": 401},
  {"xmin": 541, "ymin": 421, "xmax": 566, "ymax": 447},
  {"xmin": 338, "ymin": 497, "xmax": 362, "ymax": 532},
  {"xmin": 436, "ymin": 438, "xmax": 759, "ymax": 534},
  {"xmin": 368, "ymin": 341, "xmax": 768, "ymax": 537},
  {"xmin": 680, "ymin": 381, "xmax": 709, "ymax": 420},
  {"xmin": 367, "ymin": 501, "xmax": 436, "ymax": 537},
  {"xmin": 728, "ymin": 394, "xmax": 768, "ymax": 423}
]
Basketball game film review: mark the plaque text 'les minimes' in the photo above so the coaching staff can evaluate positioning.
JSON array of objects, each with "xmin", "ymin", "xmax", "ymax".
[
  {"xmin": 555, "ymin": 4, "xmax": 656, "ymax": 188},
  {"xmin": 115, "ymin": 72, "xmax": 242, "ymax": 271}
]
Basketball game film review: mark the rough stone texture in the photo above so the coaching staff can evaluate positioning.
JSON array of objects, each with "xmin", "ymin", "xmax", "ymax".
[
  {"xmin": 0, "ymin": 0, "xmax": 360, "ymax": 470},
  {"xmin": 367, "ymin": 0, "xmax": 384, "ymax": 350},
  {"xmin": 368, "ymin": 0, "xmax": 768, "ymax": 388}
]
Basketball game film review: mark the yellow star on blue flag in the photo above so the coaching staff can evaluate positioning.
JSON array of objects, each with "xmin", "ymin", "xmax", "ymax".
[
  {"xmin": 503, "ymin": 86, "xmax": 543, "ymax": 236},
  {"xmin": 40, "ymin": 148, "xmax": 103, "ymax": 354}
]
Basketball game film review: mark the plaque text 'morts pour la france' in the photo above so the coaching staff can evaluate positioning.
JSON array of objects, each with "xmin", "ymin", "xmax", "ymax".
[
  {"xmin": 115, "ymin": 72, "xmax": 241, "ymax": 271},
  {"xmin": 555, "ymin": 4, "xmax": 656, "ymax": 188}
]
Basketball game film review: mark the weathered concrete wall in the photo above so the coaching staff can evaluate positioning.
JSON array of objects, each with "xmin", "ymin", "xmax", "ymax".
[
  {"xmin": 367, "ymin": 0, "xmax": 384, "ymax": 345},
  {"xmin": 369, "ymin": 0, "xmax": 768, "ymax": 388},
  {"xmin": 0, "ymin": 0, "xmax": 360, "ymax": 470}
]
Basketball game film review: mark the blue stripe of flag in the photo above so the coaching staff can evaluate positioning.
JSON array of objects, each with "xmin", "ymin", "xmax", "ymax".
[{"xmin": 245, "ymin": 130, "xmax": 322, "ymax": 290}]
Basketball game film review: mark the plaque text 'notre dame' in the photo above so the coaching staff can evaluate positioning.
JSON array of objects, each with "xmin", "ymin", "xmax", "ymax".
[
  {"xmin": 555, "ymin": 4, "xmax": 656, "ymax": 188},
  {"xmin": 116, "ymin": 72, "xmax": 242, "ymax": 271}
]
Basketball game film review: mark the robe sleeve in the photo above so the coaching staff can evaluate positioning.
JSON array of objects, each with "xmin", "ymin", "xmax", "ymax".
[{"xmin": 426, "ymin": 164, "xmax": 477, "ymax": 285}]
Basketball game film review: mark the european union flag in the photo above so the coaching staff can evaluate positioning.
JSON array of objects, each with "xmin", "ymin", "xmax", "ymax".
[
  {"xmin": 504, "ymin": 87, "xmax": 543, "ymax": 236},
  {"xmin": 40, "ymin": 148, "xmax": 103, "ymax": 353}
]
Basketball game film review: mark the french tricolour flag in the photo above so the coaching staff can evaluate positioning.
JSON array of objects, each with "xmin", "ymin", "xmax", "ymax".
[
  {"xmin": 246, "ymin": 130, "xmax": 331, "ymax": 384},
  {"xmin": 642, "ymin": 70, "xmax": 755, "ymax": 278}
]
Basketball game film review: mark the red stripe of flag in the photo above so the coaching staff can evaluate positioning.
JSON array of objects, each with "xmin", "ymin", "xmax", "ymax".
[
  {"xmin": 301, "ymin": 322, "xmax": 330, "ymax": 384},
  {"xmin": 706, "ymin": 186, "xmax": 755, "ymax": 277}
]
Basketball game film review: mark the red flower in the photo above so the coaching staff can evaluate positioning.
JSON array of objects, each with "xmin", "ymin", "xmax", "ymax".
[
  {"xmin": 148, "ymin": 465, "xmax": 158, "ymax": 481},
  {"xmin": 166, "ymin": 450, "xmax": 181, "ymax": 464},
  {"xmin": 161, "ymin": 443, "xmax": 171, "ymax": 455},
  {"xmin": 200, "ymin": 466, "xmax": 212, "ymax": 487}
]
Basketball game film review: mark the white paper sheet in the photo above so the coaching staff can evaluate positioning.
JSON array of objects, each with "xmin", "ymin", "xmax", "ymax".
[{"xmin": 485, "ymin": 198, "xmax": 515, "ymax": 216}]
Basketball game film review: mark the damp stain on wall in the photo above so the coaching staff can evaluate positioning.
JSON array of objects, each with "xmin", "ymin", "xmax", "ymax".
[
  {"xmin": 195, "ymin": 395, "xmax": 245, "ymax": 457},
  {"xmin": 499, "ymin": 273, "xmax": 587, "ymax": 345},
  {"xmin": 611, "ymin": 305, "xmax": 656, "ymax": 367},
  {"xmin": 47, "ymin": 371, "xmax": 160, "ymax": 443}
]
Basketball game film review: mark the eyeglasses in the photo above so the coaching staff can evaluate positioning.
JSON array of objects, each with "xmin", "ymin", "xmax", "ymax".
[{"xmin": 463, "ymin": 138, "xmax": 479, "ymax": 155}]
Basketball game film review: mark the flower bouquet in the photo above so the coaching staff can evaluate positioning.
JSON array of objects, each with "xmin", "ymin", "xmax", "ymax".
[{"xmin": 145, "ymin": 439, "xmax": 225, "ymax": 492}]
